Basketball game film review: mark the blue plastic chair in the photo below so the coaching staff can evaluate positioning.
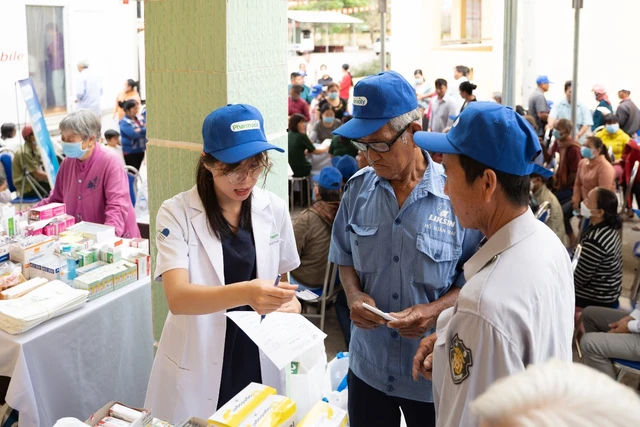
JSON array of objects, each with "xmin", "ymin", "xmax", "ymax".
[
  {"xmin": 127, "ymin": 173, "xmax": 136, "ymax": 207},
  {"xmin": 0, "ymin": 153, "xmax": 42, "ymax": 205},
  {"xmin": 612, "ymin": 358, "xmax": 640, "ymax": 382}
]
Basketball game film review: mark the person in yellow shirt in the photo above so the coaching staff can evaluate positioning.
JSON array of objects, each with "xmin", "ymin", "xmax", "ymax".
[{"xmin": 595, "ymin": 115, "xmax": 630, "ymax": 182}]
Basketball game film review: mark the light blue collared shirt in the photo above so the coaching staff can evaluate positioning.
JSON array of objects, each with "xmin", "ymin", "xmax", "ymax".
[
  {"xmin": 76, "ymin": 68, "xmax": 102, "ymax": 115},
  {"xmin": 329, "ymin": 152, "xmax": 483, "ymax": 402},
  {"xmin": 549, "ymin": 98, "xmax": 593, "ymax": 143}
]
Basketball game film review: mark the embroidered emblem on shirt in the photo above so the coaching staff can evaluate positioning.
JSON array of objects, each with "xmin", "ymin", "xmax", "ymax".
[
  {"xmin": 157, "ymin": 228, "xmax": 170, "ymax": 242},
  {"xmin": 450, "ymin": 334, "xmax": 473, "ymax": 384},
  {"xmin": 426, "ymin": 202, "xmax": 456, "ymax": 233},
  {"xmin": 87, "ymin": 176, "xmax": 99, "ymax": 190}
]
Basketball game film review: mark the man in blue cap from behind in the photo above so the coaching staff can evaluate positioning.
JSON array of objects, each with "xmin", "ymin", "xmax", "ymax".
[
  {"xmin": 328, "ymin": 70, "xmax": 483, "ymax": 427},
  {"xmin": 411, "ymin": 102, "xmax": 574, "ymax": 427}
]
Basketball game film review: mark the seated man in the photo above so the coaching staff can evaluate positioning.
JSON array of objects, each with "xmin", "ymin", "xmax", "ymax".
[
  {"xmin": 531, "ymin": 173, "xmax": 566, "ymax": 243},
  {"xmin": 580, "ymin": 300, "xmax": 640, "ymax": 378},
  {"xmin": 12, "ymin": 125, "xmax": 50, "ymax": 198},
  {"xmin": 290, "ymin": 166, "xmax": 343, "ymax": 290}
]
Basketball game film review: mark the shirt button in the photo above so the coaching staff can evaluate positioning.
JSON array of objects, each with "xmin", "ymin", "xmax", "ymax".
[
  {"xmin": 394, "ymin": 218, "xmax": 401, "ymax": 225},
  {"xmin": 434, "ymin": 252, "xmax": 441, "ymax": 259},
  {"xmin": 393, "ymin": 255, "xmax": 399, "ymax": 263},
  {"xmin": 388, "ymin": 375, "xmax": 395, "ymax": 382},
  {"xmin": 354, "ymin": 240, "xmax": 359, "ymax": 246},
  {"xmin": 392, "ymin": 293, "xmax": 399, "ymax": 300},
  {"xmin": 78, "ymin": 195, "xmax": 82, "ymax": 200},
  {"xmin": 391, "ymin": 331, "xmax": 398, "ymax": 339},
  {"xmin": 78, "ymin": 179, "xmax": 82, "ymax": 183},
  {"xmin": 387, "ymin": 385, "xmax": 395, "ymax": 392}
]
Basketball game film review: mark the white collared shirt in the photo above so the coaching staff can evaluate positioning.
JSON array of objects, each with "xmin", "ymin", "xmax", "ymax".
[{"xmin": 432, "ymin": 209, "xmax": 574, "ymax": 427}]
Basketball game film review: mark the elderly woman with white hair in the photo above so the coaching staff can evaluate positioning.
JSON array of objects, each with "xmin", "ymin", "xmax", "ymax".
[
  {"xmin": 471, "ymin": 359, "xmax": 640, "ymax": 427},
  {"xmin": 34, "ymin": 110, "xmax": 140, "ymax": 238}
]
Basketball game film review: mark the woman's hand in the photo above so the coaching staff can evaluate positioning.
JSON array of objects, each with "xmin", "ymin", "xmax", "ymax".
[
  {"xmin": 244, "ymin": 280, "xmax": 297, "ymax": 315},
  {"xmin": 277, "ymin": 291, "xmax": 302, "ymax": 313}
]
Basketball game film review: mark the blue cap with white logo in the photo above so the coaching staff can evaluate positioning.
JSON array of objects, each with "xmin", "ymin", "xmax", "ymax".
[
  {"xmin": 333, "ymin": 70, "xmax": 418, "ymax": 140},
  {"xmin": 202, "ymin": 104, "xmax": 284, "ymax": 164},
  {"xmin": 313, "ymin": 166, "xmax": 343, "ymax": 190},
  {"xmin": 414, "ymin": 102, "xmax": 552, "ymax": 178}
]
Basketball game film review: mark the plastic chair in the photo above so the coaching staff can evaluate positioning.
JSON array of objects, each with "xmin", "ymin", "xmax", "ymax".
[
  {"xmin": 612, "ymin": 359, "xmax": 640, "ymax": 383},
  {"xmin": 125, "ymin": 165, "xmax": 141, "ymax": 207},
  {"xmin": 299, "ymin": 261, "xmax": 341, "ymax": 331},
  {"xmin": 571, "ymin": 244, "xmax": 584, "ymax": 358},
  {"xmin": 0, "ymin": 153, "xmax": 42, "ymax": 205},
  {"xmin": 289, "ymin": 176, "xmax": 311, "ymax": 211},
  {"xmin": 535, "ymin": 201, "xmax": 551, "ymax": 224},
  {"xmin": 624, "ymin": 161, "xmax": 639, "ymax": 216}
]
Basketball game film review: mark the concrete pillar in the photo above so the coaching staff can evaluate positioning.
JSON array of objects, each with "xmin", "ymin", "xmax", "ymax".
[
  {"xmin": 145, "ymin": 0, "xmax": 288, "ymax": 339},
  {"xmin": 390, "ymin": 0, "xmax": 434, "ymax": 83}
]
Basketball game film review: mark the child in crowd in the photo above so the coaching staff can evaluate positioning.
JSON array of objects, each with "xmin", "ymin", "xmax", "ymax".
[{"xmin": 104, "ymin": 129, "xmax": 126, "ymax": 167}]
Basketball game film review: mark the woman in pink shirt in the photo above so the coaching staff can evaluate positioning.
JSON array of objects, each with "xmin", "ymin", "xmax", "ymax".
[
  {"xmin": 36, "ymin": 110, "xmax": 140, "ymax": 238},
  {"xmin": 572, "ymin": 136, "xmax": 616, "ymax": 213}
]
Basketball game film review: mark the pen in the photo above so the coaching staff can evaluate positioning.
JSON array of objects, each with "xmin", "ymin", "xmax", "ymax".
[{"xmin": 260, "ymin": 274, "xmax": 281, "ymax": 323}]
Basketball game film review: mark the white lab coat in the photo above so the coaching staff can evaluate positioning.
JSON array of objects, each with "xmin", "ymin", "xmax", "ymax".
[{"xmin": 144, "ymin": 186, "xmax": 300, "ymax": 424}]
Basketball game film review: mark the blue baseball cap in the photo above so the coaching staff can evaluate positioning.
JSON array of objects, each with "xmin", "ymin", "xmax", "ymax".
[
  {"xmin": 336, "ymin": 156, "xmax": 358, "ymax": 182},
  {"xmin": 333, "ymin": 70, "xmax": 418, "ymax": 140},
  {"xmin": 313, "ymin": 166, "xmax": 343, "ymax": 190},
  {"xmin": 202, "ymin": 104, "xmax": 284, "ymax": 164},
  {"xmin": 414, "ymin": 102, "xmax": 552, "ymax": 178},
  {"xmin": 536, "ymin": 75, "xmax": 552, "ymax": 85},
  {"xmin": 310, "ymin": 84, "xmax": 323, "ymax": 98},
  {"xmin": 331, "ymin": 155, "xmax": 343, "ymax": 168}
]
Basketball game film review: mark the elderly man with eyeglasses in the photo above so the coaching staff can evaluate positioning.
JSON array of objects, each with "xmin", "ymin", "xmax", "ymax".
[{"xmin": 328, "ymin": 71, "xmax": 482, "ymax": 427}]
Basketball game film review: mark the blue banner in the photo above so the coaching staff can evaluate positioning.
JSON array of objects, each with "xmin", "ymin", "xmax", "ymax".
[{"xmin": 18, "ymin": 78, "xmax": 60, "ymax": 186}]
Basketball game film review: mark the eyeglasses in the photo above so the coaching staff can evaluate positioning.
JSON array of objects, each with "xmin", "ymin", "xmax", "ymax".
[
  {"xmin": 217, "ymin": 165, "xmax": 267, "ymax": 185},
  {"xmin": 350, "ymin": 125, "xmax": 410, "ymax": 153}
]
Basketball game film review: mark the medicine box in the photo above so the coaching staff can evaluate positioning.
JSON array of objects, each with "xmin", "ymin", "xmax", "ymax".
[
  {"xmin": 68, "ymin": 221, "xmax": 115, "ymax": 242},
  {"xmin": 74, "ymin": 270, "xmax": 114, "ymax": 301},
  {"xmin": 85, "ymin": 401, "xmax": 153, "ymax": 427},
  {"xmin": 10, "ymin": 237, "xmax": 57, "ymax": 279},
  {"xmin": 175, "ymin": 418, "xmax": 208, "ymax": 427},
  {"xmin": 297, "ymin": 402, "xmax": 348, "ymax": 427},
  {"xmin": 209, "ymin": 383, "xmax": 277, "ymax": 427},
  {"xmin": 28, "ymin": 203, "xmax": 66, "ymax": 222},
  {"xmin": 129, "ymin": 238, "xmax": 149, "ymax": 254},
  {"xmin": 241, "ymin": 395, "xmax": 296, "ymax": 427}
]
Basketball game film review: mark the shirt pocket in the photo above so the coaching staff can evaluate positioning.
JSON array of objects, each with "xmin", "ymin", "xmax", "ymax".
[
  {"xmin": 413, "ymin": 232, "xmax": 460, "ymax": 297},
  {"xmin": 348, "ymin": 224, "xmax": 379, "ymax": 274}
]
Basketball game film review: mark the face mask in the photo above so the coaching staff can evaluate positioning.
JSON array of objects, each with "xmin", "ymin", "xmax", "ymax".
[
  {"xmin": 552, "ymin": 130, "xmax": 562, "ymax": 140},
  {"xmin": 63, "ymin": 141, "xmax": 88, "ymax": 158},
  {"xmin": 606, "ymin": 124, "xmax": 619, "ymax": 134},
  {"xmin": 580, "ymin": 201, "xmax": 593, "ymax": 218},
  {"xmin": 322, "ymin": 117, "xmax": 334, "ymax": 124},
  {"xmin": 415, "ymin": 78, "xmax": 423, "ymax": 85},
  {"xmin": 328, "ymin": 92, "xmax": 339, "ymax": 100},
  {"xmin": 580, "ymin": 146, "xmax": 594, "ymax": 160}
]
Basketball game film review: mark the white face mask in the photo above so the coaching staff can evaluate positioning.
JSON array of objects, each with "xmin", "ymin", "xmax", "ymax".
[{"xmin": 580, "ymin": 201, "xmax": 593, "ymax": 218}]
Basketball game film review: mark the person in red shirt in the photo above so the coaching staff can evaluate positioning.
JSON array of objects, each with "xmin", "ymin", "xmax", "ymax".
[
  {"xmin": 288, "ymin": 85, "xmax": 310, "ymax": 121},
  {"xmin": 339, "ymin": 64, "xmax": 353, "ymax": 100}
]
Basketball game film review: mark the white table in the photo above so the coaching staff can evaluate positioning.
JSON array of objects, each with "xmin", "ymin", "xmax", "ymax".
[{"xmin": 0, "ymin": 277, "xmax": 154, "ymax": 427}]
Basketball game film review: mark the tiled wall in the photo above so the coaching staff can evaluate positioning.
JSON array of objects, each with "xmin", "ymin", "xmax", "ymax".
[{"xmin": 145, "ymin": 0, "xmax": 288, "ymax": 340}]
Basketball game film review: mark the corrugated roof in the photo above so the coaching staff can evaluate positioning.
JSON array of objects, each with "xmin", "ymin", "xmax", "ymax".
[{"xmin": 287, "ymin": 10, "xmax": 364, "ymax": 24}]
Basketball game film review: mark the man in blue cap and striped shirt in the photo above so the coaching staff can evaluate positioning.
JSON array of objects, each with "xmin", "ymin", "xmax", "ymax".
[{"xmin": 328, "ymin": 71, "xmax": 482, "ymax": 427}]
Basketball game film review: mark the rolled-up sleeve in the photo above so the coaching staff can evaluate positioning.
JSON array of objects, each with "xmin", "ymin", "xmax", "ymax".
[{"xmin": 329, "ymin": 187, "xmax": 353, "ymax": 266}]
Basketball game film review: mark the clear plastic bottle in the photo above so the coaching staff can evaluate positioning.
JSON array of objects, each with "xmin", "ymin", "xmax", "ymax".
[{"xmin": 61, "ymin": 245, "xmax": 77, "ymax": 286}]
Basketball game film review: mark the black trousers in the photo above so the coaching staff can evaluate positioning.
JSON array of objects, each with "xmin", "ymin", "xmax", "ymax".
[
  {"xmin": 124, "ymin": 152, "xmax": 145, "ymax": 171},
  {"xmin": 348, "ymin": 370, "xmax": 436, "ymax": 427}
]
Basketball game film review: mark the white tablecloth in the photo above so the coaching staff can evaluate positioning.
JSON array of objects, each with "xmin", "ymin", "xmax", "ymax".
[{"xmin": 0, "ymin": 277, "xmax": 154, "ymax": 427}]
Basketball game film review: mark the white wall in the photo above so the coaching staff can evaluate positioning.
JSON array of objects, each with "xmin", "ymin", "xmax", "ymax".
[{"xmin": 0, "ymin": 0, "xmax": 139, "ymax": 130}]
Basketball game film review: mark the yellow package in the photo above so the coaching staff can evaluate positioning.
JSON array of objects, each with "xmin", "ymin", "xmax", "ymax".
[
  {"xmin": 209, "ymin": 383, "xmax": 276, "ymax": 427},
  {"xmin": 241, "ymin": 395, "xmax": 296, "ymax": 427},
  {"xmin": 297, "ymin": 402, "xmax": 348, "ymax": 427}
]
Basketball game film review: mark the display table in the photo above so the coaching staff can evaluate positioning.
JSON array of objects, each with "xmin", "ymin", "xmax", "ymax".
[{"xmin": 0, "ymin": 277, "xmax": 154, "ymax": 427}]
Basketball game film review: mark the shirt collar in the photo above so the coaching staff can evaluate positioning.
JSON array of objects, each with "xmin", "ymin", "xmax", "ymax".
[
  {"xmin": 463, "ymin": 208, "xmax": 537, "ymax": 280},
  {"xmin": 367, "ymin": 150, "xmax": 447, "ymax": 199}
]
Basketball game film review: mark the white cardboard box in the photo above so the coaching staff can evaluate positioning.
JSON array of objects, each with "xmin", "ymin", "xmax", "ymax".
[{"xmin": 84, "ymin": 401, "xmax": 152, "ymax": 427}]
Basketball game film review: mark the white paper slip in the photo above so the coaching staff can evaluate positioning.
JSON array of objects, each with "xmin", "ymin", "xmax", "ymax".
[
  {"xmin": 296, "ymin": 289, "xmax": 320, "ymax": 301},
  {"xmin": 225, "ymin": 311, "xmax": 327, "ymax": 370},
  {"xmin": 319, "ymin": 138, "xmax": 332, "ymax": 149},
  {"xmin": 362, "ymin": 302, "xmax": 397, "ymax": 322}
]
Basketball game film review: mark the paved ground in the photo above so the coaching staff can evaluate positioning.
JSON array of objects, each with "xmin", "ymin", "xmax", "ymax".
[{"xmin": 288, "ymin": 49, "xmax": 380, "ymax": 83}]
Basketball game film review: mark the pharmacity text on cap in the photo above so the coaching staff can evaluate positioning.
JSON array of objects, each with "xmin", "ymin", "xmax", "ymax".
[
  {"xmin": 413, "ymin": 102, "xmax": 552, "ymax": 178},
  {"xmin": 333, "ymin": 70, "xmax": 418, "ymax": 140},
  {"xmin": 202, "ymin": 104, "xmax": 284, "ymax": 164}
]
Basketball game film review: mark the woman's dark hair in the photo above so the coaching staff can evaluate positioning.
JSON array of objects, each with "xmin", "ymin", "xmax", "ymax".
[
  {"xmin": 459, "ymin": 154, "xmax": 530, "ymax": 206},
  {"xmin": 327, "ymin": 82, "xmax": 340, "ymax": 92},
  {"xmin": 288, "ymin": 113, "xmax": 306, "ymax": 132},
  {"xmin": 0, "ymin": 123, "xmax": 16, "ymax": 139},
  {"xmin": 596, "ymin": 187, "xmax": 622, "ymax": 230},
  {"xmin": 604, "ymin": 115, "xmax": 619, "ymax": 125},
  {"xmin": 319, "ymin": 187, "xmax": 342, "ymax": 202},
  {"xmin": 319, "ymin": 104, "xmax": 334, "ymax": 116},
  {"xmin": 342, "ymin": 64, "xmax": 349, "ymax": 71},
  {"xmin": 564, "ymin": 80, "xmax": 572, "ymax": 93},
  {"xmin": 455, "ymin": 65, "xmax": 470, "ymax": 76},
  {"xmin": 414, "ymin": 69, "xmax": 424, "ymax": 76},
  {"xmin": 586, "ymin": 136, "xmax": 610, "ymax": 162},
  {"xmin": 119, "ymin": 99, "xmax": 139, "ymax": 112},
  {"xmin": 196, "ymin": 152, "xmax": 271, "ymax": 240},
  {"xmin": 459, "ymin": 81, "xmax": 477, "ymax": 95},
  {"xmin": 515, "ymin": 105, "xmax": 526, "ymax": 116},
  {"xmin": 555, "ymin": 118, "xmax": 573, "ymax": 136},
  {"xmin": 127, "ymin": 79, "xmax": 139, "ymax": 91}
]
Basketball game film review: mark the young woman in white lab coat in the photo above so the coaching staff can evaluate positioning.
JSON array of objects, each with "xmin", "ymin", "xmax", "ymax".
[{"xmin": 144, "ymin": 104, "xmax": 301, "ymax": 423}]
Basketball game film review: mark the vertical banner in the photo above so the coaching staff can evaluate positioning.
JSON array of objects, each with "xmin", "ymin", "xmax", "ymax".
[{"xmin": 18, "ymin": 77, "xmax": 59, "ymax": 187}]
